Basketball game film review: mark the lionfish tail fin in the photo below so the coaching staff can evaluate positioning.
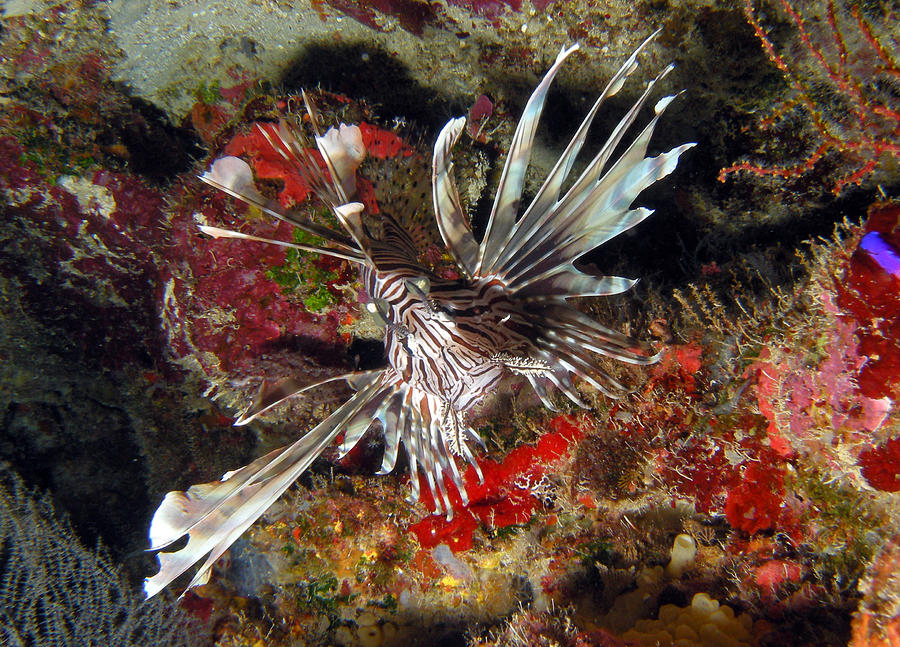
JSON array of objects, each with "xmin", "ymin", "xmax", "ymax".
[{"xmin": 144, "ymin": 370, "xmax": 388, "ymax": 598}]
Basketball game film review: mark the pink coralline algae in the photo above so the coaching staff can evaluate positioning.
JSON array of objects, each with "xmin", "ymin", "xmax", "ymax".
[
  {"xmin": 0, "ymin": 135, "xmax": 169, "ymax": 370},
  {"xmin": 466, "ymin": 94, "xmax": 494, "ymax": 142},
  {"xmin": 754, "ymin": 308, "xmax": 890, "ymax": 461},
  {"xmin": 638, "ymin": 338, "xmax": 814, "ymax": 538},
  {"xmin": 316, "ymin": 0, "xmax": 442, "ymax": 36},
  {"xmin": 752, "ymin": 276, "xmax": 894, "ymax": 478},
  {"xmin": 408, "ymin": 415, "xmax": 587, "ymax": 552},
  {"xmin": 162, "ymin": 191, "xmax": 355, "ymax": 378}
]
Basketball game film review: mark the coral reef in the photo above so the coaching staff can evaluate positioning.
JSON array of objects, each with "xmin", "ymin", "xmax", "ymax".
[
  {"xmin": 622, "ymin": 591, "xmax": 755, "ymax": 647},
  {"xmin": 851, "ymin": 531, "xmax": 900, "ymax": 647},
  {"xmin": 2, "ymin": 1, "xmax": 899, "ymax": 646}
]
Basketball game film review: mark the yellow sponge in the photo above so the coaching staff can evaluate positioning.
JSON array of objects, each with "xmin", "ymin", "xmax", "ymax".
[{"xmin": 621, "ymin": 592, "xmax": 755, "ymax": 647}]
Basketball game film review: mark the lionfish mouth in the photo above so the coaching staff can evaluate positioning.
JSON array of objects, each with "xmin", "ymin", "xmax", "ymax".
[{"xmin": 144, "ymin": 31, "xmax": 695, "ymax": 598}]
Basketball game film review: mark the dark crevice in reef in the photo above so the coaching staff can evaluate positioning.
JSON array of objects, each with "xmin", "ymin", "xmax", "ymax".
[
  {"xmin": 0, "ymin": 393, "xmax": 150, "ymax": 562},
  {"xmin": 108, "ymin": 96, "xmax": 206, "ymax": 184},
  {"xmin": 279, "ymin": 43, "xmax": 458, "ymax": 132},
  {"xmin": 593, "ymin": 182, "xmax": 884, "ymax": 294},
  {"xmin": 348, "ymin": 337, "xmax": 388, "ymax": 371},
  {"xmin": 259, "ymin": 334, "xmax": 356, "ymax": 369}
]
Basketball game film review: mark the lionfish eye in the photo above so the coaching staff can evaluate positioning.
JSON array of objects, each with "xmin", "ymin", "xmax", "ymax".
[{"xmin": 365, "ymin": 298, "xmax": 393, "ymax": 326}]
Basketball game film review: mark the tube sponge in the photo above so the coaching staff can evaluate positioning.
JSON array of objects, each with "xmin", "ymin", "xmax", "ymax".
[{"xmin": 665, "ymin": 533, "xmax": 698, "ymax": 578}]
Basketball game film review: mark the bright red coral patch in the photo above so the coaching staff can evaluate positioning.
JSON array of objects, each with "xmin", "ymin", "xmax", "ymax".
[
  {"xmin": 858, "ymin": 437, "xmax": 900, "ymax": 492},
  {"xmin": 224, "ymin": 119, "xmax": 417, "ymax": 211},
  {"xmin": 659, "ymin": 437, "xmax": 733, "ymax": 515},
  {"xmin": 649, "ymin": 342, "xmax": 704, "ymax": 394},
  {"xmin": 755, "ymin": 559, "xmax": 803, "ymax": 590},
  {"xmin": 224, "ymin": 123, "xmax": 319, "ymax": 207},
  {"xmin": 725, "ymin": 461, "xmax": 787, "ymax": 534},
  {"xmin": 408, "ymin": 415, "xmax": 587, "ymax": 551},
  {"xmin": 358, "ymin": 122, "xmax": 417, "ymax": 159},
  {"xmin": 837, "ymin": 202, "xmax": 900, "ymax": 399}
]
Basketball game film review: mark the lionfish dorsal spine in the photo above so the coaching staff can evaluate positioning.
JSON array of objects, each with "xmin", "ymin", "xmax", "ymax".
[
  {"xmin": 432, "ymin": 116, "xmax": 479, "ymax": 276},
  {"xmin": 476, "ymin": 43, "xmax": 581, "ymax": 274}
]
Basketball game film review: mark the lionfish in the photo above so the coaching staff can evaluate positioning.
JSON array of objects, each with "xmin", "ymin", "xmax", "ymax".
[{"xmin": 145, "ymin": 32, "xmax": 695, "ymax": 598}]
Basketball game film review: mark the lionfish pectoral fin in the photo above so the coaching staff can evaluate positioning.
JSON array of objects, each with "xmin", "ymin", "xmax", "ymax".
[
  {"xmin": 332, "ymin": 202, "xmax": 371, "ymax": 255},
  {"xmin": 376, "ymin": 392, "xmax": 405, "ymax": 475},
  {"xmin": 144, "ymin": 440, "xmax": 329, "ymax": 598},
  {"xmin": 459, "ymin": 439, "xmax": 485, "ymax": 483},
  {"xmin": 198, "ymin": 225, "xmax": 365, "ymax": 264},
  {"xmin": 314, "ymin": 123, "xmax": 365, "ymax": 202},
  {"xmin": 200, "ymin": 156, "xmax": 267, "ymax": 203},
  {"xmin": 525, "ymin": 374, "xmax": 559, "ymax": 412},
  {"xmin": 199, "ymin": 156, "xmax": 360, "ymax": 255},
  {"xmin": 337, "ymin": 384, "xmax": 399, "ymax": 456},
  {"xmin": 144, "ymin": 371, "xmax": 387, "ymax": 598},
  {"xmin": 542, "ymin": 362, "xmax": 589, "ymax": 409},
  {"xmin": 235, "ymin": 369, "xmax": 383, "ymax": 426}
]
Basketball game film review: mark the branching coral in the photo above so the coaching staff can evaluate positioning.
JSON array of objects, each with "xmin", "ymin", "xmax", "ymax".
[
  {"xmin": 719, "ymin": 0, "xmax": 900, "ymax": 194},
  {"xmin": 0, "ymin": 467, "xmax": 206, "ymax": 647}
]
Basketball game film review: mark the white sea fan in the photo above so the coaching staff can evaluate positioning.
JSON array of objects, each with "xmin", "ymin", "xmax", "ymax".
[{"xmin": 145, "ymin": 33, "xmax": 695, "ymax": 598}]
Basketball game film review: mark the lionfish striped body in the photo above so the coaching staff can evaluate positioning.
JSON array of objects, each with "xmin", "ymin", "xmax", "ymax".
[{"xmin": 145, "ymin": 34, "xmax": 695, "ymax": 598}]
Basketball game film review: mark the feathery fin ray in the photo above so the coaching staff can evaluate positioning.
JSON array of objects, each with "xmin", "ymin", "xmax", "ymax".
[{"xmin": 144, "ymin": 371, "xmax": 386, "ymax": 598}]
